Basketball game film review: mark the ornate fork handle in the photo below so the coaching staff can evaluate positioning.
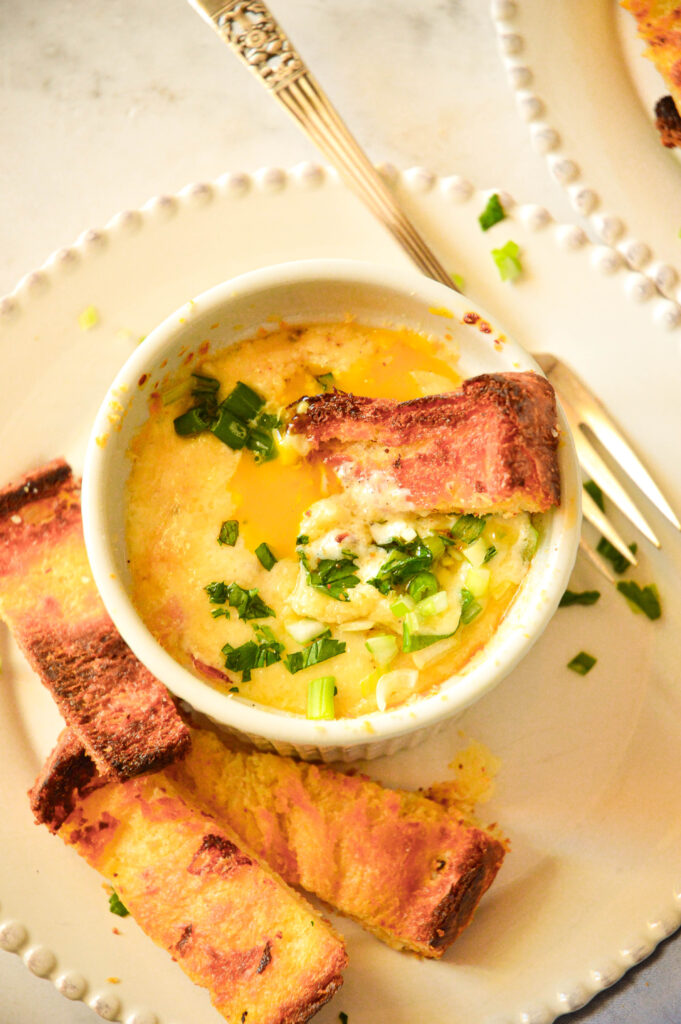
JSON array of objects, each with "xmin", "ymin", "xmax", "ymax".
[{"xmin": 189, "ymin": 0, "xmax": 456, "ymax": 288}]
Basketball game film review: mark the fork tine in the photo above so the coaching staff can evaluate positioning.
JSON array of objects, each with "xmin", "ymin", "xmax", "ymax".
[
  {"xmin": 558, "ymin": 390, "xmax": 661, "ymax": 548},
  {"xmin": 537, "ymin": 354, "xmax": 681, "ymax": 532},
  {"xmin": 581, "ymin": 489, "xmax": 638, "ymax": 567},
  {"xmin": 578, "ymin": 536, "xmax": 616, "ymax": 584}
]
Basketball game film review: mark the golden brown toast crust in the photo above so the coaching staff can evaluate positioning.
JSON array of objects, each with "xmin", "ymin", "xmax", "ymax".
[
  {"xmin": 0, "ymin": 459, "xmax": 190, "ymax": 779},
  {"xmin": 55, "ymin": 769, "xmax": 347, "ymax": 1024},
  {"xmin": 287, "ymin": 372, "xmax": 560, "ymax": 515},
  {"xmin": 167, "ymin": 728, "xmax": 506, "ymax": 957}
]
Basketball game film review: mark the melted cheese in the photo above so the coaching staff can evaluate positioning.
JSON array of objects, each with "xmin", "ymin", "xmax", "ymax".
[{"xmin": 125, "ymin": 321, "xmax": 532, "ymax": 718}]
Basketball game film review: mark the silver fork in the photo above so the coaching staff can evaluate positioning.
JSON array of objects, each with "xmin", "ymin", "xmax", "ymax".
[{"xmin": 188, "ymin": 0, "xmax": 681, "ymax": 578}]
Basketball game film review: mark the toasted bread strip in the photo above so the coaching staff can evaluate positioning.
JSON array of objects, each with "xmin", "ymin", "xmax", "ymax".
[
  {"xmin": 0, "ymin": 459, "xmax": 190, "ymax": 778},
  {"xmin": 29, "ymin": 727, "xmax": 98, "ymax": 832},
  {"xmin": 287, "ymin": 372, "xmax": 560, "ymax": 516},
  {"xmin": 165, "ymin": 728, "xmax": 506, "ymax": 958},
  {"xmin": 52, "ymin": 765, "xmax": 346, "ymax": 1024},
  {"xmin": 621, "ymin": 1, "xmax": 681, "ymax": 144}
]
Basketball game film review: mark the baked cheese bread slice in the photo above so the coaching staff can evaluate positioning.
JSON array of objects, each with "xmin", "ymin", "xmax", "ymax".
[
  {"xmin": 54, "ymin": 766, "xmax": 347, "ymax": 1024},
  {"xmin": 165, "ymin": 726, "xmax": 507, "ymax": 958},
  {"xmin": 621, "ymin": 0, "xmax": 681, "ymax": 145}
]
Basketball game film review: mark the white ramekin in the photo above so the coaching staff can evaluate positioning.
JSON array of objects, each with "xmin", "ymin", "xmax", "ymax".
[{"xmin": 82, "ymin": 259, "xmax": 581, "ymax": 761}]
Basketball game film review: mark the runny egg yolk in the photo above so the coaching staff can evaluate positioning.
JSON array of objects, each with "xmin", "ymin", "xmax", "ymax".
[{"xmin": 228, "ymin": 330, "xmax": 461, "ymax": 559}]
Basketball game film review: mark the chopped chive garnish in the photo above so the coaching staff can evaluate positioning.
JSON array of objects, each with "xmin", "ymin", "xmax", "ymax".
[
  {"xmin": 478, "ymin": 193, "xmax": 506, "ymax": 231},
  {"xmin": 450, "ymin": 514, "xmax": 487, "ymax": 544},
  {"xmin": 211, "ymin": 408, "xmax": 249, "ymax": 449},
  {"xmin": 285, "ymin": 636, "xmax": 346, "ymax": 675},
  {"xmin": 315, "ymin": 372, "xmax": 335, "ymax": 391},
  {"xmin": 246, "ymin": 413, "xmax": 279, "ymax": 463},
  {"xmin": 218, "ymin": 520, "xmax": 239, "ymax": 546},
  {"xmin": 108, "ymin": 891, "xmax": 129, "ymax": 917},
  {"xmin": 220, "ymin": 381, "xmax": 265, "ymax": 422},
  {"xmin": 483, "ymin": 545, "xmax": 497, "ymax": 563},
  {"xmin": 567, "ymin": 651, "xmax": 597, "ymax": 675},
  {"xmin": 255, "ymin": 542, "xmax": 278, "ymax": 571},
  {"xmin": 616, "ymin": 581, "xmax": 661, "ymax": 620},
  {"xmin": 559, "ymin": 589, "xmax": 601, "ymax": 607},
  {"xmin": 597, "ymin": 537, "xmax": 637, "ymax": 574},
  {"xmin": 460, "ymin": 587, "xmax": 482, "ymax": 624},
  {"xmin": 161, "ymin": 378, "xmax": 193, "ymax": 406},
  {"xmin": 306, "ymin": 676, "xmax": 336, "ymax": 720},
  {"xmin": 306, "ymin": 555, "xmax": 361, "ymax": 602},
  {"xmin": 173, "ymin": 406, "xmax": 215, "ymax": 436},
  {"xmin": 491, "ymin": 240, "xmax": 523, "ymax": 282},
  {"xmin": 584, "ymin": 479, "xmax": 605, "ymax": 512},
  {"xmin": 406, "ymin": 571, "xmax": 439, "ymax": 603}
]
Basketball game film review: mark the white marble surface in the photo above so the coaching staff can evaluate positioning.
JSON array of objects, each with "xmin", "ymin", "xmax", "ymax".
[{"xmin": 0, "ymin": 1, "xmax": 679, "ymax": 1022}]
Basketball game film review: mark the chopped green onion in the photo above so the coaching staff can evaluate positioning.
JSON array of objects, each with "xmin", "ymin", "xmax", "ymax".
[
  {"xmin": 365, "ymin": 634, "xmax": 398, "ymax": 667},
  {"xmin": 616, "ymin": 581, "xmax": 661, "ymax": 620},
  {"xmin": 465, "ymin": 566, "xmax": 490, "ymax": 597},
  {"xmin": 559, "ymin": 589, "xmax": 601, "ymax": 607},
  {"xmin": 161, "ymin": 378, "xmax": 193, "ymax": 406},
  {"xmin": 390, "ymin": 594, "xmax": 416, "ymax": 618},
  {"xmin": 460, "ymin": 587, "xmax": 482, "ymax": 624},
  {"xmin": 296, "ymin": 534, "xmax": 310, "ymax": 546},
  {"xmin": 567, "ymin": 651, "xmax": 597, "ymax": 675},
  {"xmin": 211, "ymin": 408, "xmax": 249, "ymax": 449},
  {"xmin": 424, "ymin": 534, "xmax": 446, "ymax": 559},
  {"xmin": 462, "ymin": 536, "xmax": 488, "ymax": 567},
  {"xmin": 584, "ymin": 479, "xmax": 605, "ymax": 512},
  {"xmin": 491, "ymin": 240, "xmax": 523, "ymax": 282},
  {"xmin": 450, "ymin": 515, "xmax": 487, "ymax": 544},
  {"xmin": 483, "ymin": 545, "xmax": 497, "ymax": 564},
  {"xmin": 315, "ymin": 372, "xmax": 335, "ymax": 391},
  {"xmin": 415, "ymin": 589, "xmax": 449, "ymax": 618},
  {"xmin": 523, "ymin": 525, "xmax": 540, "ymax": 561},
  {"xmin": 246, "ymin": 413, "xmax": 280, "ymax": 463},
  {"xmin": 402, "ymin": 620, "xmax": 455, "ymax": 653},
  {"xmin": 306, "ymin": 676, "xmax": 336, "ymax": 720},
  {"xmin": 220, "ymin": 381, "xmax": 265, "ymax": 422},
  {"xmin": 285, "ymin": 636, "xmax": 346, "ymax": 675},
  {"xmin": 478, "ymin": 193, "xmax": 506, "ymax": 231},
  {"xmin": 451, "ymin": 273, "xmax": 465, "ymax": 292},
  {"xmin": 109, "ymin": 891, "xmax": 129, "ymax": 917},
  {"xmin": 597, "ymin": 537, "xmax": 637, "ymax": 575},
  {"xmin": 174, "ymin": 406, "xmax": 215, "ymax": 436},
  {"xmin": 191, "ymin": 373, "xmax": 220, "ymax": 402},
  {"xmin": 286, "ymin": 619, "xmax": 327, "ymax": 644},
  {"xmin": 218, "ymin": 520, "xmax": 239, "ymax": 546},
  {"xmin": 78, "ymin": 305, "xmax": 100, "ymax": 331},
  {"xmin": 255, "ymin": 542, "xmax": 277, "ymax": 571},
  {"xmin": 407, "ymin": 571, "xmax": 439, "ymax": 603}
]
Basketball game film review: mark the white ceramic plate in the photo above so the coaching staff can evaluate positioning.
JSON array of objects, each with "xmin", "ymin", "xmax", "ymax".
[
  {"xmin": 492, "ymin": 0, "xmax": 681, "ymax": 302},
  {"xmin": 2, "ymin": 166, "xmax": 681, "ymax": 1024}
]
